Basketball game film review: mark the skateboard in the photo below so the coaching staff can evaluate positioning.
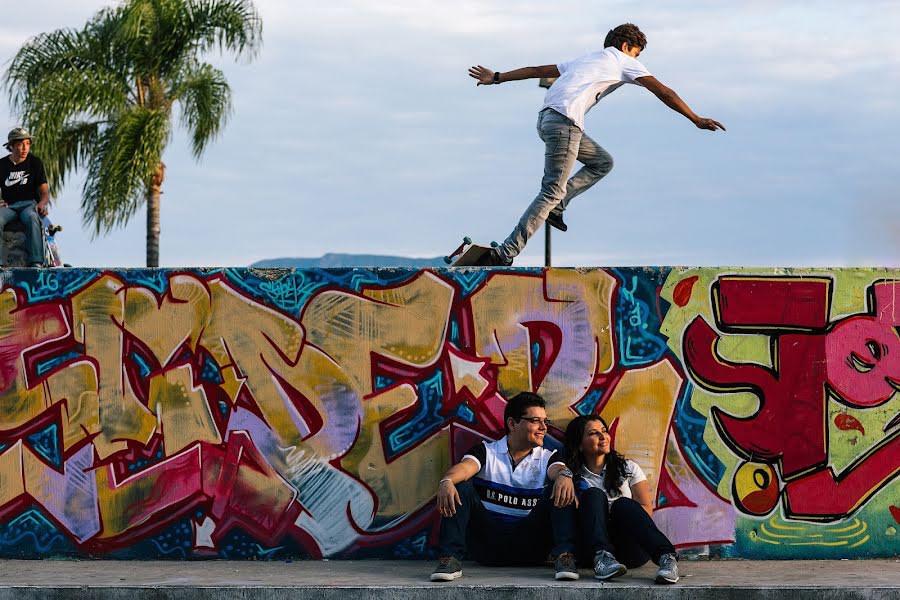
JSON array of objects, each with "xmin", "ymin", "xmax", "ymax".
[
  {"xmin": 443, "ymin": 236, "xmax": 498, "ymax": 267},
  {"xmin": 41, "ymin": 216, "xmax": 63, "ymax": 267}
]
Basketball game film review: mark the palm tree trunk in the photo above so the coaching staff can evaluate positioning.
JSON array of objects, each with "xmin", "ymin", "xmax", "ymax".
[{"xmin": 146, "ymin": 162, "xmax": 165, "ymax": 267}]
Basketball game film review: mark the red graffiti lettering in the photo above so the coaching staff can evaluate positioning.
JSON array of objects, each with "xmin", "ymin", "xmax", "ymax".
[{"xmin": 685, "ymin": 276, "xmax": 900, "ymax": 522}]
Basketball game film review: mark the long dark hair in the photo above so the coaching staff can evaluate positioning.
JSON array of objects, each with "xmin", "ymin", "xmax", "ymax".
[{"xmin": 564, "ymin": 415, "xmax": 628, "ymax": 493}]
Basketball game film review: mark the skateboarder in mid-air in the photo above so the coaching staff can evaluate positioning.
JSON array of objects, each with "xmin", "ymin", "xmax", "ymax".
[{"xmin": 467, "ymin": 23, "xmax": 725, "ymax": 266}]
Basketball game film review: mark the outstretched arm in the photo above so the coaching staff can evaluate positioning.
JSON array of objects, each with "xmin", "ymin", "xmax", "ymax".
[
  {"xmin": 636, "ymin": 76, "xmax": 725, "ymax": 131},
  {"xmin": 468, "ymin": 64, "xmax": 560, "ymax": 86}
]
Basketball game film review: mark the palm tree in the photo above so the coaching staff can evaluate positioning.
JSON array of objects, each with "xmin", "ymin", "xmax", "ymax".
[{"xmin": 4, "ymin": 0, "xmax": 262, "ymax": 267}]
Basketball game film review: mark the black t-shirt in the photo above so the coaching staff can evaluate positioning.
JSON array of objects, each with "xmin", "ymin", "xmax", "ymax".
[{"xmin": 0, "ymin": 154, "xmax": 47, "ymax": 203}]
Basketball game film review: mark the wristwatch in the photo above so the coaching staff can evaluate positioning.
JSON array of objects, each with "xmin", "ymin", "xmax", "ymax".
[
  {"xmin": 558, "ymin": 469, "xmax": 574, "ymax": 478},
  {"xmin": 493, "ymin": 71, "xmax": 501, "ymax": 84}
]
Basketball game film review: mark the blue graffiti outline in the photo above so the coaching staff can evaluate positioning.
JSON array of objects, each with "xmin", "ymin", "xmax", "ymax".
[
  {"xmin": 35, "ymin": 350, "xmax": 82, "ymax": 376},
  {"xmin": 611, "ymin": 269, "xmax": 669, "ymax": 367},
  {"xmin": 25, "ymin": 423, "xmax": 61, "ymax": 468},
  {"xmin": 673, "ymin": 382, "xmax": 726, "ymax": 488},
  {"xmin": 574, "ymin": 388, "xmax": 605, "ymax": 416},
  {"xmin": 223, "ymin": 268, "xmax": 422, "ymax": 316},
  {"xmin": 385, "ymin": 371, "xmax": 445, "ymax": 459},
  {"xmin": 15, "ymin": 270, "xmax": 99, "ymax": 303},
  {"xmin": 0, "ymin": 508, "xmax": 69, "ymax": 554}
]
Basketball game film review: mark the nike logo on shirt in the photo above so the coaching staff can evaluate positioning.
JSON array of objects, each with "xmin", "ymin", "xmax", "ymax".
[{"xmin": 4, "ymin": 173, "xmax": 28, "ymax": 187}]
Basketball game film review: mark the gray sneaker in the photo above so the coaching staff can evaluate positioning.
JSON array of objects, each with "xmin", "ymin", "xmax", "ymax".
[
  {"xmin": 554, "ymin": 552, "xmax": 579, "ymax": 580},
  {"xmin": 655, "ymin": 553, "xmax": 679, "ymax": 584},
  {"xmin": 430, "ymin": 556, "xmax": 463, "ymax": 582},
  {"xmin": 473, "ymin": 248, "xmax": 513, "ymax": 267},
  {"xmin": 593, "ymin": 550, "xmax": 626, "ymax": 580}
]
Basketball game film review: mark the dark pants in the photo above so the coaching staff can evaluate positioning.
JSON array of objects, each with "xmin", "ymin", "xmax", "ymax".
[
  {"xmin": 575, "ymin": 488, "xmax": 676, "ymax": 568},
  {"xmin": 438, "ymin": 481, "xmax": 576, "ymax": 565}
]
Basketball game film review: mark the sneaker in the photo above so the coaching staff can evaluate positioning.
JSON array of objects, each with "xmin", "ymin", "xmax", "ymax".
[
  {"xmin": 593, "ymin": 550, "xmax": 626, "ymax": 580},
  {"xmin": 473, "ymin": 248, "xmax": 513, "ymax": 267},
  {"xmin": 554, "ymin": 552, "xmax": 579, "ymax": 581},
  {"xmin": 430, "ymin": 556, "xmax": 463, "ymax": 582},
  {"xmin": 655, "ymin": 553, "xmax": 679, "ymax": 584},
  {"xmin": 546, "ymin": 211, "xmax": 568, "ymax": 232}
]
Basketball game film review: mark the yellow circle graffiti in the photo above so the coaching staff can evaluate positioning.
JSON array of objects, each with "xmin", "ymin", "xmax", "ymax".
[{"xmin": 733, "ymin": 462, "xmax": 780, "ymax": 516}]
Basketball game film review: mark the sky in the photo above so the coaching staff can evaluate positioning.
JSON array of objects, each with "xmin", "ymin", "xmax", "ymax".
[{"xmin": 1, "ymin": 0, "xmax": 898, "ymax": 268}]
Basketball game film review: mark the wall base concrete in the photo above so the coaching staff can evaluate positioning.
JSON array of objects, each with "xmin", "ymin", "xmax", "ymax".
[{"xmin": 0, "ymin": 560, "xmax": 897, "ymax": 600}]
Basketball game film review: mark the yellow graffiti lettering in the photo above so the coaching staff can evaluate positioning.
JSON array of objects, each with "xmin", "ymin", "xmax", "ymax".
[
  {"xmin": 599, "ymin": 359, "xmax": 682, "ymax": 499},
  {"xmin": 199, "ymin": 276, "xmax": 308, "ymax": 449},
  {"xmin": 150, "ymin": 364, "xmax": 221, "ymax": 457},
  {"xmin": 0, "ymin": 289, "xmax": 68, "ymax": 431},
  {"xmin": 71, "ymin": 275, "xmax": 156, "ymax": 459},
  {"xmin": 302, "ymin": 272, "xmax": 455, "ymax": 519},
  {"xmin": 123, "ymin": 274, "xmax": 211, "ymax": 365},
  {"xmin": 340, "ymin": 383, "xmax": 450, "ymax": 522},
  {"xmin": 470, "ymin": 270, "xmax": 616, "ymax": 422}
]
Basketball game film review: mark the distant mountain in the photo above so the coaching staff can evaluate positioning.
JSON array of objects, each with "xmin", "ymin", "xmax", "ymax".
[{"xmin": 250, "ymin": 253, "xmax": 448, "ymax": 268}]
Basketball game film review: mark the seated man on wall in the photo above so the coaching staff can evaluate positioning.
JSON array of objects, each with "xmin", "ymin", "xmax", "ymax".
[
  {"xmin": 431, "ymin": 392, "xmax": 580, "ymax": 581},
  {"xmin": 0, "ymin": 128, "xmax": 49, "ymax": 268}
]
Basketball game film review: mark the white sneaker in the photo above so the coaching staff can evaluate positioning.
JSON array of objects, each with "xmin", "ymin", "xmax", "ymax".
[{"xmin": 430, "ymin": 556, "xmax": 463, "ymax": 581}]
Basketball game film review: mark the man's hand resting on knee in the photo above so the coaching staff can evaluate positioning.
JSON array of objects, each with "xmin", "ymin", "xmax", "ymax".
[
  {"xmin": 437, "ymin": 479, "xmax": 462, "ymax": 517},
  {"xmin": 548, "ymin": 464, "xmax": 578, "ymax": 507}
]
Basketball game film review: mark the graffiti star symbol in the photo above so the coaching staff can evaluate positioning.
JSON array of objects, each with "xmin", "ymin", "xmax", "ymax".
[{"xmin": 444, "ymin": 346, "xmax": 493, "ymax": 410}]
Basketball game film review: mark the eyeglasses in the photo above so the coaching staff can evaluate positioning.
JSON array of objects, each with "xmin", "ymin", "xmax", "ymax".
[{"xmin": 518, "ymin": 417, "xmax": 552, "ymax": 427}]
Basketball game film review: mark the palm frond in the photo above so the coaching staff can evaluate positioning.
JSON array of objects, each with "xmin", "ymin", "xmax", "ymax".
[
  {"xmin": 5, "ymin": 29, "xmax": 86, "ymax": 110},
  {"xmin": 117, "ymin": 0, "xmax": 261, "ymax": 82},
  {"xmin": 172, "ymin": 61, "xmax": 232, "ymax": 157},
  {"xmin": 185, "ymin": 0, "xmax": 262, "ymax": 60},
  {"xmin": 81, "ymin": 107, "xmax": 170, "ymax": 235},
  {"xmin": 22, "ymin": 69, "xmax": 130, "ymax": 126},
  {"xmin": 36, "ymin": 121, "xmax": 103, "ymax": 196}
]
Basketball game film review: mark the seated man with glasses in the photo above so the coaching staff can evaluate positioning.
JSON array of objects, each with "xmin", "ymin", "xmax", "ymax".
[{"xmin": 430, "ymin": 392, "xmax": 579, "ymax": 582}]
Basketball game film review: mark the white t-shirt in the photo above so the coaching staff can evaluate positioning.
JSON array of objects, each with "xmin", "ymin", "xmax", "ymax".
[
  {"xmin": 579, "ymin": 459, "xmax": 647, "ymax": 506},
  {"xmin": 541, "ymin": 47, "xmax": 652, "ymax": 130},
  {"xmin": 463, "ymin": 436, "xmax": 566, "ymax": 522}
]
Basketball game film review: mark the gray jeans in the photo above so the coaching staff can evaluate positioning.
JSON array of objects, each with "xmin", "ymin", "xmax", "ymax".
[
  {"xmin": 0, "ymin": 200, "xmax": 43, "ymax": 265},
  {"xmin": 498, "ymin": 108, "xmax": 613, "ymax": 261}
]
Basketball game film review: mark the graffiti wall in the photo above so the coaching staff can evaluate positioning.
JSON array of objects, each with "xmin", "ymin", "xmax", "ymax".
[{"xmin": 0, "ymin": 267, "xmax": 897, "ymax": 559}]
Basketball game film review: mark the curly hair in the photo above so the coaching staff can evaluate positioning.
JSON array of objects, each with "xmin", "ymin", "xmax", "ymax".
[
  {"xmin": 603, "ymin": 23, "xmax": 647, "ymax": 51},
  {"xmin": 564, "ymin": 415, "xmax": 629, "ymax": 493}
]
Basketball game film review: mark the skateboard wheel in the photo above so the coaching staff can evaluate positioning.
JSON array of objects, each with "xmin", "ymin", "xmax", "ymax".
[
  {"xmin": 443, "ymin": 256, "xmax": 452, "ymax": 264},
  {"xmin": 463, "ymin": 236, "xmax": 472, "ymax": 244},
  {"xmin": 490, "ymin": 241, "xmax": 499, "ymax": 248}
]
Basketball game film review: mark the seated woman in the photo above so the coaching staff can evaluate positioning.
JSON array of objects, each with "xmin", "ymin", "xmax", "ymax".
[{"xmin": 563, "ymin": 414, "xmax": 679, "ymax": 584}]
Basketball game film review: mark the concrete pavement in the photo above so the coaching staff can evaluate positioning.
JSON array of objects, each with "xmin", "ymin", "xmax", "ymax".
[{"xmin": 0, "ymin": 559, "xmax": 898, "ymax": 599}]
